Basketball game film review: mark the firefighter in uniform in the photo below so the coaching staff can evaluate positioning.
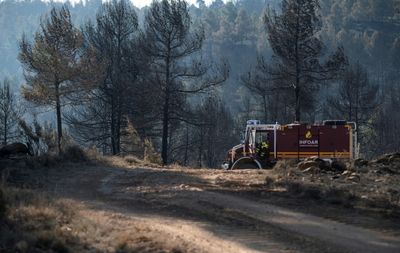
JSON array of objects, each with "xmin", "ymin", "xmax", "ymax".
[{"xmin": 256, "ymin": 139, "xmax": 270, "ymax": 167}]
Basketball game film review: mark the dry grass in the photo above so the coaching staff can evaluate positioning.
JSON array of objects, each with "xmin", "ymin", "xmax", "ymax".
[
  {"xmin": 123, "ymin": 155, "xmax": 142, "ymax": 165},
  {"xmin": 0, "ymin": 180, "xmax": 194, "ymax": 253},
  {"xmin": 4, "ymin": 143, "xmax": 161, "ymax": 172},
  {"xmin": 23, "ymin": 145, "xmax": 90, "ymax": 170},
  {"xmin": 91, "ymin": 153, "xmax": 163, "ymax": 170},
  {"xmin": 0, "ymin": 184, "xmax": 80, "ymax": 252},
  {"xmin": 22, "ymin": 145, "xmax": 156, "ymax": 171},
  {"xmin": 82, "ymin": 212, "xmax": 187, "ymax": 253}
]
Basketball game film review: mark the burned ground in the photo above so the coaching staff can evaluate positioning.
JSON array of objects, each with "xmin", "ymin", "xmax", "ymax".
[{"xmin": 0, "ymin": 155, "xmax": 399, "ymax": 252}]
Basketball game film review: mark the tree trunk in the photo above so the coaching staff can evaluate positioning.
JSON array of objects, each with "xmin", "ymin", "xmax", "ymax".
[
  {"xmin": 198, "ymin": 127, "xmax": 203, "ymax": 167},
  {"xmin": 115, "ymin": 31, "xmax": 122, "ymax": 155},
  {"xmin": 206, "ymin": 129, "xmax": 212, "ymax": 167},
  {"xmin": 111, "ymin": 96, "xmax": 116, "ymax": 155},
  {"xmin": 262, "ymin": 95, "xmax": 268, "ymax": 123},
  {"xmin": 183, "ymin": 124, "xmax": 189, "ymax": 166},
  {"xmin": 55, "ymin": 83, "xmax": 63, "ymax": 155},
  {"xmin": 294, "ymin": 9, "xmax": 301, "ymax": 122},
  {"xmin": 273, "ymin": 93, "xmax": 279, "ymax": 122},
  {"xmin": 3, "ymin": 113, "xmax": 7, "ymax": 145},
  {"xmin": 161, "ymin": 50, "xmax": 171, "ymax": 165},
  {"xmin": 116, "ymin": 103, "xmax": 122, "ymax": 154},
  {"xmin": 161, "ymin": 38, "xmax": 173, "ymax": 165},
  {"xmin": 295, "ymin": 84, "xmax": 301, "ymax": 122},
  {"xmin": 161, "ymin": 92, "xmax": 170, "ymax": 164}
]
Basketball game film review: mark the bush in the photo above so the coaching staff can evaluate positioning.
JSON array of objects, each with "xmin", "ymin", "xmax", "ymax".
[
  {"xmin": 143, "ymin": 139, "xmax": 162, "ymax": 165},
  {"xmin": 124, "ymin": 155, "xmax": 141, "ymax": 165},
  {"xmin": 25, "ymin": 154, "xmax": 59, "ymax": 169},
  {"xmin": 62, "ymin": 145, "xmax": 87, "ymax": 163},
  {"xmin": 85, "ymin": 145, "xmax": 101, "ymax": 160}
]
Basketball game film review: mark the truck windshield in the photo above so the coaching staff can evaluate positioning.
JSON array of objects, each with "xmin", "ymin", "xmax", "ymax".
[{"xmin": 255, "ymin": 131, "xmax": 269, "ymax": 144}]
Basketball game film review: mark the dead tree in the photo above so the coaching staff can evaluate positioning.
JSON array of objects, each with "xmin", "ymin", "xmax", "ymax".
[
  {"xmin": 327, "ymin": 62, "xmax": 380, "ymax": 147},
  {"xmin": 0, "ymin": 78, "xmax": 22, "ymax": 145},
  {"xmin": 141, "ymin": 0, "xmax": 228, "ymax": 164},
  {"xmin": 67, "ymin": 0, "xmax": 139, "ymax": 154},
  {"xmin": 264, "ymin": 0, "xmax": 347, "ymax": 121},
  {"xmin": 195, "ymin": 95, "xmax": 237, "ymax": 168},
  {"xmin": 241, "ymin": 56, "xmax": 294, "ymax": 123}
]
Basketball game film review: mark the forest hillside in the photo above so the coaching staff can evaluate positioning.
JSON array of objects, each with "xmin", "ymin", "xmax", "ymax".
[{"xmin": 0, "ymin": 0, "xmax": 399, "ymax": 165}]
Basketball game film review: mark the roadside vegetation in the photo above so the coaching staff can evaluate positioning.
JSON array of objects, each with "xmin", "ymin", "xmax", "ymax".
[{"xmin": 0, "ymin": 184, "xmax": 189, "ymax": 253}]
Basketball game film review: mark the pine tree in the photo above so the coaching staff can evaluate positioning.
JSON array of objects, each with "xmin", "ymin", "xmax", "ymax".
[
  {"xmin": 264, "ymin": 0, "xmax": 347, "ymax": 121},
  {"xmin": 19, "ymin": 5, "xmax": 91, "ymax": 154},
  {"xmin": 141, "ymin": 0, "xmax": 228, "ymax": 164},
  {"xmin": 0, "ymin": 78, "xmax": 22, "ymax": 145},
  {"xmin": 327, "ymin": 62, "xmax": 380, "ymax": 143},
  {"xmin": 67, "ymin": 0, "xmax": 140, "ymax": 155}
]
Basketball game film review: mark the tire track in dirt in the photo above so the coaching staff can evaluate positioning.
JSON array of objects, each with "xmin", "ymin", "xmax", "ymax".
[
  {"xmin": 50, "ymin": 166, "xmax": 295, "ymax": 252},
  {"xmin": 47, "ymin": 165, "xmax": 400, "ymax": 253},
  {"xmin": 103, "ymin": 167, "xmax": 400, "ymax": 253},
  {"xmin": 98, "ymin": 168, "xmax": 305, "ymax": 253},
  {"xmin": 182, "ymin": 191, "xmax": 400, "ymax": 253}
]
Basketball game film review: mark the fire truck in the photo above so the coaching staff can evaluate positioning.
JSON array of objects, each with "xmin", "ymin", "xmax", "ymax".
[{"xmin": 222, "ymin": 120, "xmax": 358, "ymax": 170}]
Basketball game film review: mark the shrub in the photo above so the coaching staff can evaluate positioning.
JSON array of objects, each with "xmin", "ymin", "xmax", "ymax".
[
  {"xmin": 62, "ymin": 145, "xmax": 87, "ymax": 163},
  {"xmin": 124, "ymin": 155, "xmax": 141, "ymax": 165},
  {"xmin": 85, "ymin": 145, "xmax": 101, "ymax": 160},
  {"xmin": 25, "ymin": 154, "xmax": 59, "ymax": 169},
  {"xmin": 143, "ymin": 139, "xmax": 162, "ymax": 165}
]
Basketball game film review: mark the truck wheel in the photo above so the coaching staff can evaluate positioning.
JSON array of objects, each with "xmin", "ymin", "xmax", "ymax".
[{"xmin": 231, "ymin": 157, "xmax": 262, "ymax": 170}]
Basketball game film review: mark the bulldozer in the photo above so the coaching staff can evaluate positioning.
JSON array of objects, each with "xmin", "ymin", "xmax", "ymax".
[{"xmin": 222, "ymin": 120, "xmax": 358, "ymax": 170}]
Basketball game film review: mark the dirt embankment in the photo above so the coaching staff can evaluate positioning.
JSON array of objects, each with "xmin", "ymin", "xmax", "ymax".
[
  {"xmin": 1, "ymin": 155, "xmax": 400, "ymax": 253},
  {"xmin": 277, "ymin": 154, "xmax": 400, "ymax": 216}
]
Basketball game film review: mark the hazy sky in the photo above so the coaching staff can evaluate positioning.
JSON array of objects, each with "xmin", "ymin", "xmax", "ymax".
[
  {"xmin": 131, "ymin": 0, "xmax": 219, "ymax": 8},
  {"xmin": 50, "ymin": 0, "xmax": 226, "ymax": 8}
]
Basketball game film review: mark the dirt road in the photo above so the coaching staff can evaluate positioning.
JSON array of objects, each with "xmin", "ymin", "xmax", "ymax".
[{"xmin": 44, "ymin": 163, "xmax": 400, "ymax": 253}]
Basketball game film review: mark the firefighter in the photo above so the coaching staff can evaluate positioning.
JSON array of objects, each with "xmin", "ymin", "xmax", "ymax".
[{"xmin": 256, "ymin": 139, "xmax": 269, "ymax": 161}]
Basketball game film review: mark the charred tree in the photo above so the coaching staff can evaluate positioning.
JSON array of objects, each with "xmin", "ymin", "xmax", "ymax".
[
  {"xmin": 327, "ymin": 62, "xmax": 380, "ymax": 147},
  {"xmin": 264, "ymin": 0, "xmax": 347, "ymax": 122},
  {"xmin": 67, "ymin": 0, "xmax": 140, "ymax": 155},
  {"xmin": 0, "ymin": 78, "xmax": 23, "ymax": 145},
  {"xmin": 141, "ymin": 0, "xmax": 228, "ymax": 164},
  {"xmin": 241, "ymin": 56, "xmax": 293, "ymax": 123}
]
